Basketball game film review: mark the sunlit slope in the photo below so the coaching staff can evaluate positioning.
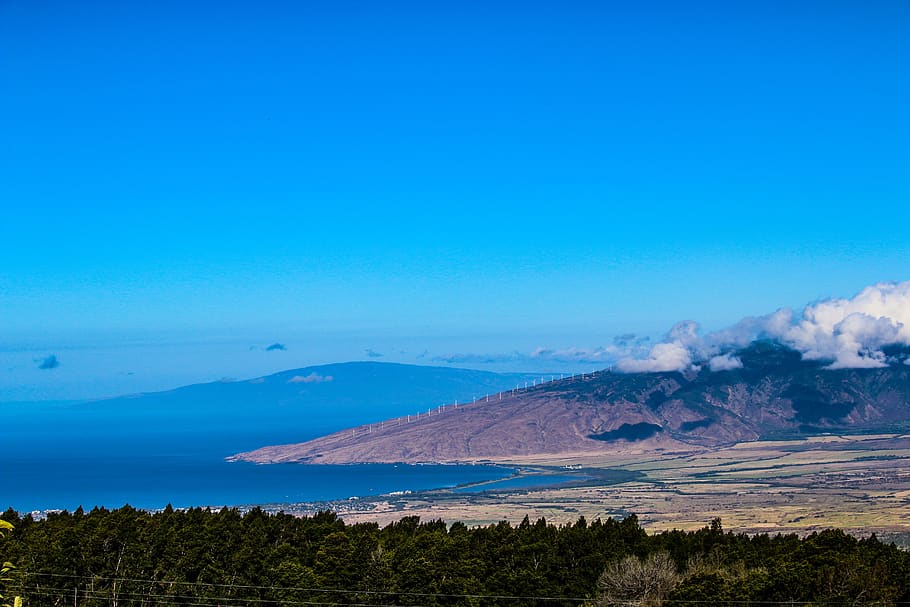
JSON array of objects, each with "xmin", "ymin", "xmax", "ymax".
[{"xmin": 233, "ymin": 342, "xmax": 910, "ymax": 464}]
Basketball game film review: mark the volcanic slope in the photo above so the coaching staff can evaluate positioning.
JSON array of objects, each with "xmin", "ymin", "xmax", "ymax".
[{"xmin": 232, "ymin": 342, "xmax": 910, "ymax": 464}]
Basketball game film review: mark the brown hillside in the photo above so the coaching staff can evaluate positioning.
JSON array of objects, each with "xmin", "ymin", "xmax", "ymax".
[{"xmin": 231, "ymin": 342, "xmax": 910, "ymax": 465}]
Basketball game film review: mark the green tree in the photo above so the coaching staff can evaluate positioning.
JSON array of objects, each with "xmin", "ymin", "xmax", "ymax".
[{"xmin": 0, "ymin": 520, "xmax": 22, "ymax": 607}]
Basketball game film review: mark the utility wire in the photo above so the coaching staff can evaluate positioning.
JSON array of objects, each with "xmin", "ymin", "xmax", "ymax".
[
  {"xmin": 19, "ymin": 573, "xmax": 588, "ymax": 602},
  {"xmin": 16, "ymin": 575, "xmax": 901, "ymax": 606},
  {"xmin": 18, "ymin": 588, "xmax": 421, "ymax": 607}
]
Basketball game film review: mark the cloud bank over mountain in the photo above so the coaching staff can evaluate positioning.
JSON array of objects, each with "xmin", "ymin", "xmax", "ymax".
[{"xmin": 617, "ymin": 281, "xmax": 910, "ymax": 373}]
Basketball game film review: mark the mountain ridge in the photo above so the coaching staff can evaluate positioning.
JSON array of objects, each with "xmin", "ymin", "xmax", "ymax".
[{"xmin": 231, "ymin": 342, "xmax": 910, "ymax": 464}]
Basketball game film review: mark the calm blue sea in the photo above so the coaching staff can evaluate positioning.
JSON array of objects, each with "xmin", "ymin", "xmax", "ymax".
[
  {"xmin": 2, "ymin": 454, "xmax": 512, "ymax": 513},
  {"xmin": 0, "ymin": 402, "xmax": 513, "ymax": 513}
]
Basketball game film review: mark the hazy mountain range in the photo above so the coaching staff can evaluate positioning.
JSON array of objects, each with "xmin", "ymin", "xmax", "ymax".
[{"xmin": 1, "ymin": 363, "xmax": 540, "ymax": 456}]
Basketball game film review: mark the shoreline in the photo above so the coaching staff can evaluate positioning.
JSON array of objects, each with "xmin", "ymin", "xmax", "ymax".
[{"xmin": 227, "ymin": 433, "xmax": 910, "ymax": 541}]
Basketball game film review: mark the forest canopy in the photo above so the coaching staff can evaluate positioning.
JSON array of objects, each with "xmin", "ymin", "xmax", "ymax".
[{"xmin": 1, "ymin": 507, "xmax": 907, "ymax": 607}]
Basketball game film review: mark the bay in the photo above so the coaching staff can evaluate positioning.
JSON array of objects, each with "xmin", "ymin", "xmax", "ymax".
[
  {"xmin": 2, "ymin": 454, "xmax": 511, "ymax": 513},
  {"xmin": 0, "ymin": 402, "xmax": 512, "ymax": 513}
]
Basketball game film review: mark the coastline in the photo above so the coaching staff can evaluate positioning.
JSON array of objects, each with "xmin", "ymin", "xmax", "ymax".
[{"xmin": 236, "ymin": 434, "xmax": 910, "ymax": 541}]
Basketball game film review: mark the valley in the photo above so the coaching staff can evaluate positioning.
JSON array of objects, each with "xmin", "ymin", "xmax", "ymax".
[
  {"xmin": 275, "ymin": 433, "xmax": 910, "ymax": 540},
  {"xmin": 226, "ymin": 345, "xmax": 910, "ymax": 539}
]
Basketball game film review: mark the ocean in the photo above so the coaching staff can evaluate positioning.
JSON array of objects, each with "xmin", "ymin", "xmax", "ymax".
[
  {"xmin": 0, "ymin": 401, "xmax": 512, "ymax": 513},
  {"xmin": 2, "ymin": 454, "xmax": 512, "ymax": 513}
]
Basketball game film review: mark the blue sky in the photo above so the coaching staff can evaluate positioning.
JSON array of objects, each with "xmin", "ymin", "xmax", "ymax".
[{"xmin": 2, "ymin": 0, "xmax": 909, "ymax": 400}]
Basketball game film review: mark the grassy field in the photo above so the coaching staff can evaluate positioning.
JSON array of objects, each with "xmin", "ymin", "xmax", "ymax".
[{"xmin": 322, "ymin": 434, "xmax": 910, "ymax": 538}]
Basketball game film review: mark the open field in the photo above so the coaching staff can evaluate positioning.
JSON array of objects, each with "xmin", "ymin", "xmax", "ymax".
[{"xmin": 278, "ymin": 433, "xmax": 910, "ymax": 539}]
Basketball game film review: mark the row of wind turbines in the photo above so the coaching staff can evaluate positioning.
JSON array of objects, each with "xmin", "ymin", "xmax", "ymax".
[{"xmin": 347, "ymin": 367, "xmax": 611, "ymax": 439}]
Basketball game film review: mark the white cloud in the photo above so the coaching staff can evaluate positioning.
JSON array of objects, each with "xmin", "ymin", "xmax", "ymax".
[
  {"xmin": 433, "ymin": 344, "xmax": 632, "ymax": 366},
  {"xmin": 616, "ymin": 280, "xmax": 910, "ymax": 373},
  {"xmin": 530, "ymin": 345, "xmax": 620, "ymax": 362},
  {"xmin": 708, "ymin": 353, "xmax": 743, "ymax": 372},
  {"xmin": 288, "ymin": 373, "xmax": 333, "ymax": 384},
  {"xmin": 615, "ymin": 321, "xmax": 701, "ymax": 373},
  {"xmin": 667, "ymin": 320, "xmax": 701, "ymax": 348},
  {"xmin": 616, "ymin": 341, "xmax": 693, "ymax": 373},
  {"xmin": 783, "ymin": 282, "xmax": 910, "ymax": 368},
  {"xmin": 702, "ymin": 309, "xmax": 793, "ymax": 353}
]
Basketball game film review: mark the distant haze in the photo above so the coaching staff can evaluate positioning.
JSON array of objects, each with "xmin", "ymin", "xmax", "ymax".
[{"xmin": 4, "ymin": 280, "xmax": 910, "ymax": 401}]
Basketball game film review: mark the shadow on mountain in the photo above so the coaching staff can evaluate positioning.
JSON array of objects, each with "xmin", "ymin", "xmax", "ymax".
[{"xmin": 589, "ymin": 422, "xmax": 663, "ymax": 442}]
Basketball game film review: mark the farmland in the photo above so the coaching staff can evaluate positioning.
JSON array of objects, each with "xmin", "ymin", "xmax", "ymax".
[{"xmin": 308, "ymin": 433, "xmax": 910, "ymax": 539}]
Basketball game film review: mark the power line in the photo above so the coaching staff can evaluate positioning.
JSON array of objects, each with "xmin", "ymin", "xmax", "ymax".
[
  {"xmin": 18, "ymin": 588, "xmax": 416, "ymax": 607},
  {"xmin": 20, "ymin": 573, "xmax": 589, "ymax": 602},
  {"xmin": 17, "ymin": 586, "xmax": 904, "ymax": 607},
  {"xmin": 18, "ymin": 575, "xmax": 903, "ymax": 606}
]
